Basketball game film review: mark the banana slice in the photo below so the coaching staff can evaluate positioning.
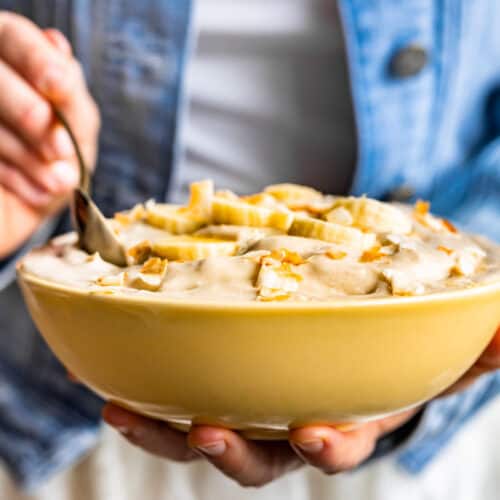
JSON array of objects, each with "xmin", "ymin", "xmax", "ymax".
[
  {"xmin": 241, "ymin": 192, "xmax": 283, "ymax": 209},
  {"xmin": 289, "ymin": 216, "xmax": 376, "ymax": 250},
  {"xmin": 215, "ymin": 189, "xmax": 240, "ymax": 201},
  {"xmin": 212, "ymin": 197, "xmax": 294, "ymax": 231},
  {"xmin": 195, "ymin": 225, "xmax": 280, "ymax": 242},
  {"xmin": 264, "ymin": 183, "xmax": 322, "ymax": 203},
  {"xmin": 324, "ymin": 206, "xmax": 353, "ymax": 225},
  {"xmin": 145, "ymin": 201, "xmax": 206, "ymax": 234},
  {"xmin": 152, "ymin": 236, "xmax": 238, "ymax": 261},
  {"xmin": 188, "ymin": 179, "xmax": 214, "ymax": 218},
  {"xmin": 326, "ymin": 197, "xmax": 412, "ymax": 234},
  {"xmin": 114, "ymin": 203, "xmax": 146, "ymax": 226}
]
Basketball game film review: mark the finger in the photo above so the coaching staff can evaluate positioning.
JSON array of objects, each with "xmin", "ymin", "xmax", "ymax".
[
  {"xmin": 289, "ymin": 410, "xmax": 417, "ymax": 475},
  {"xmin": 0, "ymin": 59, "xmax": 54, "ymax": 147},
  {"xmin": 0, "ymin": 13, "xmax": 99, "ymax": 167},
  {"xmin": 289, "ymin": 425, "xmax": 378, "ymax": 474},
  {"xmin": 43, "ymin": 28, "xmax": 72, "ymax": 56},
  {"xmin": 0, "ymin": 59, "xmax": 75, "ymax": 163},
  {"xmin": 0, "ymin": 12, "xmax": 79, "ymax": 101},
  {"xmin": 102, "ymin": 403, "xmax": 198, "ymax": 462},
  {"xmin": 188, "ymin": 427, "xmax": 302, "ymax": 487},
  {"xmin": 0, "ymin": 120, "xmax": 77, "ymax": 193},
  {"xmin": 0, "ymin": 160, "xmax": 52, "ymax": 208},
  {"xmin": 441, "ymin": 327, "xmax": 500, "ymax": 396}
]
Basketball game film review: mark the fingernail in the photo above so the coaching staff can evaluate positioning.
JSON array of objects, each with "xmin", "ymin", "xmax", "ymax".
[
  {"xmin": 52, "ymin": 127, "xmax": 74, "ymax": 158},
  {"xmin": 193, "ymin": 441, "xmax": 226, "ymax": 457},
  {"xmin": 293, "ymin": 439, "xmax": 324, "ymax": 454},
  {"xmin": 50, "ymin": 161, "xmax": 78, "ymax": 189},
  {"xmin": 116, "ymin": 426, "xmax": 131, "ymax": 435},
  {"xmin": 46, "ymin": 29, "xmax": 72, "ymax": 56},
  {"xmin": 39, "ymin": 65, "xmax": 64, "ymax": 95}
]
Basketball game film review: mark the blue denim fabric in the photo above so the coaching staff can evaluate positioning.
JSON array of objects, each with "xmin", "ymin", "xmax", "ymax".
[{"xmin": 0, "ymin": 0, "xmax": 499, "ymax": 489}]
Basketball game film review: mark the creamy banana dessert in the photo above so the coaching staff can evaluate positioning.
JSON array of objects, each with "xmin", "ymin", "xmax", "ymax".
[{"xmin": 21, "ymin": 181, "xmax": 500, "ymax": 302}]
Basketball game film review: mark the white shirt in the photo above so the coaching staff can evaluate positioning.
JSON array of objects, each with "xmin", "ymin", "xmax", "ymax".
[
  {"xmin": 173, "ymin": 0, "xmax": 356, "ymax": 202},
  {"xmin": 4, "ymin": 400, "xmax": 500, "ymax": 499}
]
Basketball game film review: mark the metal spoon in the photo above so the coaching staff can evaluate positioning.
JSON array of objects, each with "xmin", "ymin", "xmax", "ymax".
[{"xmin": 54, "ymin": 109, "xmax": 128, "ymax": 266}]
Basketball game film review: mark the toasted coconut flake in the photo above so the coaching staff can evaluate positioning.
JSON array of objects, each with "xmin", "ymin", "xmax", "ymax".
[
  {"xmin": 127, "ymin": 240, "xmax": 152, "ymax": 264},
  {"xmin": 414, "ymin": 200, "xmax": 430, "ymax": 216},
  {"xmin": 360, "ymin": 246, "xmax": 385, "ymax": 262},
  {"xmin": 325, "ymin": 249, "xmax": 347, "ymax": 260},
  {"xmin": 96, "ymin": 273, "xmax": 125, "ymax": 287},
  {"xmin": 437, "ymin": 245, "xmax": 454, "ymax": 255},
  {"xmin": 269, "ymin": 248, "xmax": 305, "ymax": 265},
  {"xmin": 140, "ymin": 257, "xmax": 168, "ymax": 274},
  {"xmin": 442, "ymin": 219, "xmax": 458, "ymax": 233},
  {"xmin": 257, "ymin": 289, "xmax": 291, "ymax": 302},
  {"xmin": 126, "ymin": 258, "xmax": 168, "ymax": 291}
]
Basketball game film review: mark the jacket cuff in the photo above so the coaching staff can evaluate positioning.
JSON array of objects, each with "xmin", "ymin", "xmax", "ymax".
[
  {"xmin": 364, "ymin": 407, "xmax": 426, "ymax": 464},
  {"xmin": 396, "ymin": 372, "xmax": 500, "ymax": 473}
]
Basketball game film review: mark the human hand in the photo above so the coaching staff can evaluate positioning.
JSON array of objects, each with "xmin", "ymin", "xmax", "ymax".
[
  {"xmin": 0, "ymin": 12, "xmax": 100, "ymax": 259},
  {"xmin": 101, "ymin": 328, "xmax": 500, "ymax": 487}
]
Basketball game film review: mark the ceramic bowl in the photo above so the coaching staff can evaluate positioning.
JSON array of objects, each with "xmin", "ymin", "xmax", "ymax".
[{"xmin": 17, "ymin": 266, "xmax": 500, "ymax": 439}]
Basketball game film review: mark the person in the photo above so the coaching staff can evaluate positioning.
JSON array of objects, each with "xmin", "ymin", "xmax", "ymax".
[{"xmin": 0, "ymin": 0, "xmax": 499, "ymax": 493}]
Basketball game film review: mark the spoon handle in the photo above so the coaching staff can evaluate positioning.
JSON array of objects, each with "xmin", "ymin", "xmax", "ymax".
[{"xmin": 53, "ymin": 108, "xmax": 90, "ymax": 193}]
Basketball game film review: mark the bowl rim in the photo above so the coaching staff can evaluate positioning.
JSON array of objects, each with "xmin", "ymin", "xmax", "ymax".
[{"xmin": 17, "ymin": 263, "xmax": 500, "ymax": 313}]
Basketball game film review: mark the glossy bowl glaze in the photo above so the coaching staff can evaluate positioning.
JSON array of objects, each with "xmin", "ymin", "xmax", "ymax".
[{"xmin": 17, "ymin": 267, "xmax": 500, "ymax": 439}]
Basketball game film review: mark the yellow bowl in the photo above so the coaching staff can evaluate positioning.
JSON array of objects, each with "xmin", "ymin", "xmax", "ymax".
[{"xmin": 17, "ymin": 266, "xmax": 500, "ymax": 439}]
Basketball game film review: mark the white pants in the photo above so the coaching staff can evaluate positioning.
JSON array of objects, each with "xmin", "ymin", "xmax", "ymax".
[{"xmin": 3, "ymin": 397, "xmax": 500, "ymax": 500}]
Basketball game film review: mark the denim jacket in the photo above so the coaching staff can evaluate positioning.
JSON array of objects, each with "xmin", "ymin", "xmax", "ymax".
[{"xmin": 0, "ymin": 0, "xmax": 499, "ymax": 489}]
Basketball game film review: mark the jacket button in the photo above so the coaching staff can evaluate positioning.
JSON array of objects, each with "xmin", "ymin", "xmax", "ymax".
[
  {"xmin": 383, "ymin": 185, "xmax": 415, "ymax": 202},
  {"xmin": 389, "ymin": 45, "xmax": 428, "ymax": 78}
]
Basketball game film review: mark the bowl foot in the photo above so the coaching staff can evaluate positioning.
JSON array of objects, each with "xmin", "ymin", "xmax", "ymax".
[{"xmin": 167, "ymin": 421, "xmax": 358, "ymax": 440}]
